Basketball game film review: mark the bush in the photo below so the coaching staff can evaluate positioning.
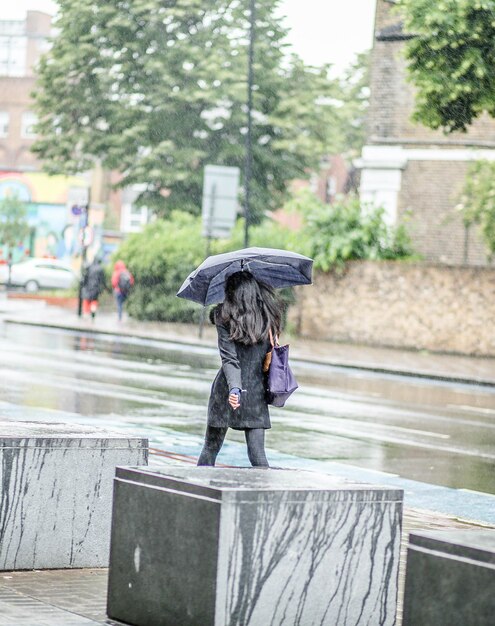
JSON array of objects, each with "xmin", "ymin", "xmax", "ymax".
[
  {"xmin": 114, "ymin": 193, "xmax": 414, "ymax": 322},
  {"xmin": 115, "ymin": 210, "xmax": 301, "ymax": 322},
  {"xmin": 115, "ymin": 211, "xmax": 206, "ymax": 322},
  {"xmin": 284, "ymin": 190, "xmax": 414, "ymax": 270}
]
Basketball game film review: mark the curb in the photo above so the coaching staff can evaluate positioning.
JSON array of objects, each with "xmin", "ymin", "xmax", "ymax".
[{"xmin": 4, "ymin": 317, "xmax": 495, "ymax": 388}]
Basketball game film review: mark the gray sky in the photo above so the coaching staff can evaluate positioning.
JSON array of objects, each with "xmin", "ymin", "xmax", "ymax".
[
  {"xmin": 1, "ymin": 0, "xmax": 376, "ymax": 74},
  {"xmin": 280, "ymin": 0, "xmax": 375, "ymax": 72}
]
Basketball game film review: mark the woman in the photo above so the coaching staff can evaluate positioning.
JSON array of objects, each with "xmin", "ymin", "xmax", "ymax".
[{"xmin": 197, "ymin": 271, "xmax": 283, "ymax": 467}]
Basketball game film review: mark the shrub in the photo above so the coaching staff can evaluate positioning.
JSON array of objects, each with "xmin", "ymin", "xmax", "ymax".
[
  {"xmin": 114, "ymin": 192, "xmax": 414, "ymax": 322},
  {"xmin": 284, "ymin": 190, "xmax": 414, "ymax": 270},
  {"xmin": 115, "ymin": 211, "xmax": 205, "ymax": 322}
]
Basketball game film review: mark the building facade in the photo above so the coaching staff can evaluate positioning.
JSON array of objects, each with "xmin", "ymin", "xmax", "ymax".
[
  {"xmin": 0, "ymin": 11, "xmax": 143, "ymax": 263},
  {"xmin": 291, "ymin": 155, "xmax": 350, "ymax": 203},
  {"xmin": 359, "ymin": 0, "xmax": 495, "ymax": 265},
  {"xmin": 0, "ymin": 10, "xmax": 51, "ymax": 172},
  {"xmin": 0, "ymin": 12, "xmax": 91, "ymax": 262}
]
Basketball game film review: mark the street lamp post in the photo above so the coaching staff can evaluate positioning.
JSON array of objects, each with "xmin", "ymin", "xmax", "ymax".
[
  {"xmin": 77, "ymin": 189, "xmax": 91, "ymax": 317},
  {"xmin": 244, "ymin": 0, "xmax": 255, "ymax": 248}
]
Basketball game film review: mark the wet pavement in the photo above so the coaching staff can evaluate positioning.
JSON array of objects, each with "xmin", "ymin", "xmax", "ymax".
[
  {"xmin": 0, "ymin": 508, "xmax": 489, "ymax": 626},
  {"xmin": 1, "ymin": 301, "xmax": 495, "ymax": 625},
  {"xmin": 3, "ymin": 299, "xmax": 495, "ymax": 385},
  {"xmin": 0, "ymin": 313, "xmax": 494, "ymax": 521}
]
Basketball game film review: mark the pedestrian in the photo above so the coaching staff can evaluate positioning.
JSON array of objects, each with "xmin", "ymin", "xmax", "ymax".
[
  {"xmin": 197, "ymin": 270, "xmax": 283, "ymax": 468},
  {"xmin": 81, "ymin": 257, "xmax": 106, "ymax": 320},
  {"xmin": 111, "ymin": 260, "xmax": 134, "ymax": 321}
]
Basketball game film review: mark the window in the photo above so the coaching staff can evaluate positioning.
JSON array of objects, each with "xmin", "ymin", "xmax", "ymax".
[
  {"xmin": 121, "ymin": 203, "xmax": 149, "ymax": 232},
  {"xmin": 0, "ymin": 111, "xmax": 8, "ymax": 137},
  {"xmin": 35, "ymin": 264, "xmax": 66, "ymax": 273},
  {"xmin": 21, "ymin": 111, "xmax": 37, "ymax": 139},
  {"xmin": 0, "ymin": 23, "xmax": 27, "ymax": 76},
  {"xmin": 121, "ymin": 185, "xmax": 149, "ymax": 232}
]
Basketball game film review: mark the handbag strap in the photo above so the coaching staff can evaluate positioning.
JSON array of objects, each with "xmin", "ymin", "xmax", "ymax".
[{"xmin": 268, "ymin": 328, "xmax": 280, "ymax": 348}]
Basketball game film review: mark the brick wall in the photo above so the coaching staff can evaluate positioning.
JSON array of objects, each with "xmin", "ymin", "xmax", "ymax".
[
  {"xmin": 290, "ymin": 261, "xmax": 495, "ymax": 356},
  {"xmin": 399, "ymin": 160, "xmax": 490, "ymax": 265},
  {"xmin": 0, "ymin": 77, "xmax": 39, "ymax": 171},
  {"xmin": 0, "ymin": 11, "xmax": 52, "ymax": 172}
]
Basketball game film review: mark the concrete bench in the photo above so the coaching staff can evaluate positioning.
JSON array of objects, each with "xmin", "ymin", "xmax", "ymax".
[
  {"xmin": 403, "ymin": 529, "xmax": 495, "ymax": 626},
  {"xmin": 107, "ymin": 466, "xmax": 403, "ymax": 626},
  {"xmin": 0, "ymin": 421, "xmax": 148, "ymax": 570}
]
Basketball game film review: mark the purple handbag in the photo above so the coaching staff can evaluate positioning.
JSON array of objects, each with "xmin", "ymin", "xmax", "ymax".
[{"xmin": 264, "ymin": 330, "xmax": 299, "ymax": 407}]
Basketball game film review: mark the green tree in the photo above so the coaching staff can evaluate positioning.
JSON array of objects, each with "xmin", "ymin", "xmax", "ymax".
[
  {"xmin": 0, "ymin": 194, "xmax": 31, "ymax": 253},
  {"xmin": 33, "ymin": 0, "xmax": 348, "ymax": 221},
  {"xmin": 399, "ymin": 0, "xmax": 495, "ymax": 132},
  {"xmin": 0, "ymin": 194, "xmax": 31, "ymax": 285},
  {"xmin": 458, "ymin": 160, "xmax": 495, "ymax": 257},
  {"xmin": 335, "ymin": 50, "xmax": 370, "ymax": 156}
]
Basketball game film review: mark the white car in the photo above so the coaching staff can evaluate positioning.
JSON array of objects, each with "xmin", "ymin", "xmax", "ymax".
[{"xmin": 0, "ymin": 258, "xmax": 79, "ymax": 292}]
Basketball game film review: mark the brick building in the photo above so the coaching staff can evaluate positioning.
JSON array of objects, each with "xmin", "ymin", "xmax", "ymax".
[
  {"xmin": 358, "ymin": 0, "xmax": 495, "ymax": 265},
  {"xmin": 0, "ymin": 11, "xmax": 144, "ymax": 263},
  {"xmin": 0, "ymin": 11, "xmax": 51, "ymax": 171},
  {"xmin": 291, "ymin": 155, "xmax": 349, "ymax": 202},
  {"xmin": 0, "ymin": 11, "xmax": 99, "ymax": 262}
]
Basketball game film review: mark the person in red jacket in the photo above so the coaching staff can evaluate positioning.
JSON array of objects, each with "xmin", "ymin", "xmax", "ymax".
[{"xmin": 111, "ymin": 260, "xmax": 134, "ymax": 321}]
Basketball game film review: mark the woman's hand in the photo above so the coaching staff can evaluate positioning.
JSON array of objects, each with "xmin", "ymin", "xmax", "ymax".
[{"xmin": 229, "ymin": 388, "xmax": 241, "ymax": 410}]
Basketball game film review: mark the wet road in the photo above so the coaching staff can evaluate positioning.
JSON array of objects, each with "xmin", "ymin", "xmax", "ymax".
[{"xmin": 1, "ymin": 323, "xmax": 494, "ymax": 498}]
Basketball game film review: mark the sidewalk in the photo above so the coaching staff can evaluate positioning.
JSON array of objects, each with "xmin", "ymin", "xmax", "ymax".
[
  {"xmin": 0, "ymin": 506, "xmax": 492, "ymax": 626},
  {"xmin": 2, "ymin": 299, "xmax": 495, "ymax": 386},
  {"xmin": 1, "ymin": 298, "xmax": 494, "ymax": 624}
]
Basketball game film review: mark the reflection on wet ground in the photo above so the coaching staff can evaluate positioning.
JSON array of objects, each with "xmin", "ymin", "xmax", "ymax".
[{"xmin": 1, "ymin": 323, "xmax": 495, "ymax": 496}]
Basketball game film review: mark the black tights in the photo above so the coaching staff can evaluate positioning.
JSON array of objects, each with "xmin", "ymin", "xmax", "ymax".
[{"xmin": 197, "ymin": 426, "xmax": 269, "ymax": 467}]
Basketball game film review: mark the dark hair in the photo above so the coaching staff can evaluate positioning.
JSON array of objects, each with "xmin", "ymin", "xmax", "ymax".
[{"xmin": 214, "ymin": 271, "xmax": 282, "ymax": 345}]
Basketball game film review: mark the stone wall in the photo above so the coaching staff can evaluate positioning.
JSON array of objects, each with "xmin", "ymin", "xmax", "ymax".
[{"xmin": 290, "ymin": 261, "xmax": 495, "ymax": 356}]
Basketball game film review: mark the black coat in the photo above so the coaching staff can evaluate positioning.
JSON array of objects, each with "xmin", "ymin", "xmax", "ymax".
[
  {"xmin": 81, "ymin": 263, "xmax": 106, "ymax": 301},
  {"xmin": 207, "ymin": 322, "xmax": 271, "ymax": 430}
]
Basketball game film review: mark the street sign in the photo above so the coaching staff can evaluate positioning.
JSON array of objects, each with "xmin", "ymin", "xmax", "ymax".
[
  {"xmin": 202, "ymin": 165, "xmax": 240, "ymax": 239},
  {"xmin": 67, "ymin": 187, "xmax": 89, "ymax": 213}
]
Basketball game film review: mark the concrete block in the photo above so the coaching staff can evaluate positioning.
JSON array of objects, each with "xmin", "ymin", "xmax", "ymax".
[
  {"xmin": 107, "ymin": 466, "xmax": 403, "ymax": 626},
  {"xmin": 0, "ymin": 421, "xmax": 148, "ymax": 570},
  {"xmin": 403, "ymin": 530, "xmax": 495, "ymax": 626}
]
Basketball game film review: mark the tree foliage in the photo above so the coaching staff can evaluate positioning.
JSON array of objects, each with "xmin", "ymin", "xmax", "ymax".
[
  {"xmin": 33, "ymin": 0, "xmax": 357, "ymax": 221},
  {"xmin": 458, "ymin": 160, "xmax": 495, "ymax": 257},
  {"xmin": 334, "ymin": 51, "xmax": 370, "ymax": 156},
  {"xmin": 115, "ymin": 211, "xmax": 204, "ymax": 322},
  {"xmin": 399, "ymin": 0, "xmax": 495, "ymax": 132},
  {"xmin": 116, "ymin": 210, "xmax": 297, "ymax": 322},
  {"xmin": 0, "ymin": 195, "xmax": 31, "ymax": 251},
  {"xmin": 283, "ymin": 191, "xmax": 414, "ymax": 270}
]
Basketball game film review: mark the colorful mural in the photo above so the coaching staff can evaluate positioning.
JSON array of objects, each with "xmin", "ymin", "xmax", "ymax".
[{"xmin": 0, "ymin": 172, "xmax": 102, "ymax": 263}]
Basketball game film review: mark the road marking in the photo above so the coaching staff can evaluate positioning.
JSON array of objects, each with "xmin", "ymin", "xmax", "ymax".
[{"xmin": 449, "ymin": 404, "xmax": 495, "ymax": 415}]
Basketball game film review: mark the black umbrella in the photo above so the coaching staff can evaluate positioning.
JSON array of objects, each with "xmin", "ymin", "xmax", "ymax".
[{"xmin": 176, "ymin": 247, "xmax": 313, "ymax": 306}]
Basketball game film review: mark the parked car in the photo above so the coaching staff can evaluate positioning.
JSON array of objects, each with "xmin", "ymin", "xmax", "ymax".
[{"xmin": 0, "ymin": 258, "xmax": 79, "ymax": 292}]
